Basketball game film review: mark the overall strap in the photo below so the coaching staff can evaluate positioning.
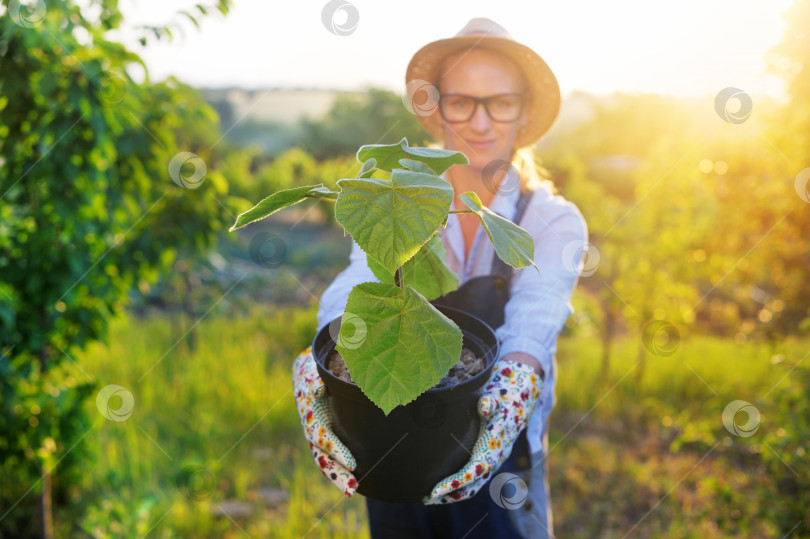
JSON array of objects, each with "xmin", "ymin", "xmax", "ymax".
[{"xmin": 490, "ymin": 188, "xmax": 535, "ymax": 282}]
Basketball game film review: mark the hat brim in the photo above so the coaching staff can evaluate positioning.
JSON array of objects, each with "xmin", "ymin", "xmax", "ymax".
[{"xmin": 405, "ymin": 35, "xmax": 560, "ymax": 148}]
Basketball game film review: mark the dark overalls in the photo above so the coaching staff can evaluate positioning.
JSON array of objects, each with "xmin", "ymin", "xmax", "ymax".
[{"xmin": 365, "ymin": 188, "xmax": 536, "ymax": 539}]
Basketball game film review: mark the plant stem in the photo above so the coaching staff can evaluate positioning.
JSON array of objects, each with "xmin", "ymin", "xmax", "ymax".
[
  {"xmin": 448, "ymin": 210, "xmax": 469, "ymax": 214},
  {"xmin": 395, "ymin": 267, "xmax": 403, "ymax": 289}
]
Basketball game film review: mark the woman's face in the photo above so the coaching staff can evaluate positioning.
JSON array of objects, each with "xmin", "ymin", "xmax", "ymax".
[{"xmin": 435, "ymin": 48, "xmax": 528, "ymax": 171}]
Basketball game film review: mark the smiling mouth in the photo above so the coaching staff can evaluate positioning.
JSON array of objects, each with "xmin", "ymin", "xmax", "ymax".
[{"xmin": 466, "ymin": 139, "xmax": 495, "ymax": 148}]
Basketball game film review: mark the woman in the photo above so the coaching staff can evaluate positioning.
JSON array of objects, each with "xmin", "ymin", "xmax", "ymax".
[{"xmin": 293, "ymin": 17, "xmax": 588, "ymax": 538}]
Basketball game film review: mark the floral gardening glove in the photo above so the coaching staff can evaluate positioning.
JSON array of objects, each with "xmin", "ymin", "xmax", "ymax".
[
  {"xmin": 293, "ymin": 347, "xmax": 359, "ymax": 496},
  {"xmin": 422, "ymin": 359, "xmax": 542, "ymax": 504}
]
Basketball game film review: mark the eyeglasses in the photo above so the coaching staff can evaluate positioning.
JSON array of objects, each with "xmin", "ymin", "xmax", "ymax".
[{"xmin": 438, "ymin": 93, "xmax": 528, "ymax": 123}]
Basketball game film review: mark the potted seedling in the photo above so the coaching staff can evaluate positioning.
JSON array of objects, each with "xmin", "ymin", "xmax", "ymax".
[{"xmin": 230, "ymin": 137, "xmax": 538, "ymax": 501}]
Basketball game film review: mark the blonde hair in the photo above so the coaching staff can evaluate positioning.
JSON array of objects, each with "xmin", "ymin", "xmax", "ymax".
[{"xmin": 512, "ymin": 146, "xmax": 556, "ymax": 195}]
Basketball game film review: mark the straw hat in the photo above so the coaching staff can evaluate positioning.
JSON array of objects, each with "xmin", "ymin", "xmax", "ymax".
[{"xmin": 405, "ymin": 17, "xmax": 560, "ymax": 148}]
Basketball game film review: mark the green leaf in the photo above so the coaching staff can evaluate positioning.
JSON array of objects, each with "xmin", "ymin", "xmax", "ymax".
[
  {"xmin": 335, "ymin": 170, "xmax": 454, "ymax": 274},
  {"xmin": 356, "ymin": 139, "xmax": 408, "ymax": 171},
  {"xmin": 357, "ymin": 137, "xmax": 468, "ymax": 174},
  {"xmin": 403, "ymin": 234, "xmax": 459, "ymax": 300},
  {"xmin": 229, "ymin": 184, "xmax": 324, "ymax": 231},
  {"xmin": 337, "ymin": 282, "xmax": 463, "ymax": 415},
  {"xmin": 357, "ymin": 157, "xmax": 378, "ymax": 178},
  {"xmin": 401, "ymin": 143, "xmax": 469, "ymax": 175},
  {"xmin": 458, "ymin": 191, "xmax": 539, "ymax": 273},
  {"xmin": 365, "ymin": 254, "xmax": 395, "ymax": 284},
  {"xmin": 398, "ymin": 158, "xmax": 435, "ymax": 175},
  {"xmin": 367, "ymin": 234, "xmax": 458, "ymax": 301},
  {"xmin": 181, "ymin": 10, "xmax": 200, "ymax": 29},
  {"xmin": 305, "ymin": 186, "xmax": 339, "ymax": 201}
]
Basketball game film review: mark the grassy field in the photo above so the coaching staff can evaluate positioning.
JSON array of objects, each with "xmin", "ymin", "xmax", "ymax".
[{"xmin": 67, "ymin": 303, "xmax": 808, "ymax": 538}]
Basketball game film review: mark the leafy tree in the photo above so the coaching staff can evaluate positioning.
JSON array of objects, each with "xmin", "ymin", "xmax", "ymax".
[
  {"xmin": 0, "ymin": 0, "xmax": 237, "ymax": 535},
  {"xmin": 540, "ymin": 94, "xmax": 708, "ymax": 378},
  {"xmin": 763, "ymin": 0, "xmax": 810, "ymax": 338}
]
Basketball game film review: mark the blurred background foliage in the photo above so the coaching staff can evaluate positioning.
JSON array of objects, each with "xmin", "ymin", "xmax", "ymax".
[{"xmin": 1, "ymin": 0, "xmax": 809, "ymax": 536}]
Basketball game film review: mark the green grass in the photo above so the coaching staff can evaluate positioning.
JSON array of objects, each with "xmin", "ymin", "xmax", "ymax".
[
  {"xmin": 550, "ymin": 334, "xmax": 804, "ymax": 538},
  {"xmin": 68, "ymin": 305, "xmax": 808, "ymax": 538},
  {"xmin": 74, "ymin": 304, "xmax": 369, "ymax": 538},
  {"xmin": 556, "ymin": 334, "xmax": 789, "ymax": 415}
]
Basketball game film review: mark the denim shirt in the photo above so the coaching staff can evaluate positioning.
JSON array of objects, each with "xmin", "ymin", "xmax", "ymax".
[{"xmin": 316, "ymin": 167, "xmax": 589, "ymax": 455}]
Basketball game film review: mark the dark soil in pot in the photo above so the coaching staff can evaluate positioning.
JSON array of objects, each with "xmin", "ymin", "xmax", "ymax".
[
  {"xmin": 326, "ymin": 346, "xmax": 487, "ymax": 388},
  {"xmin": 311, "ymin": 305, "xmax": 499, "ymax": 503}
]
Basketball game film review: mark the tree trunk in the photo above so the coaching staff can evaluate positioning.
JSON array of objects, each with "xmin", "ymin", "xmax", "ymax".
[
  {"xmin": 40, "ymin": 460, "xmax": 54, "ymax": 539},
  {"xmin": 38, "ymin": 309, "xmax": 54, "ymax": 539}
]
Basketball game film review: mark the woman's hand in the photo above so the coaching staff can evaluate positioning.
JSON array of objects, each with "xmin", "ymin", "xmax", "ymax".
[
  {"xmin": 292, "ymin": 347, "xmax": 359, "ymax": 496},
  {"xmin": 422, "ymin": 358, "xmax": 542, "ymax": 504}
]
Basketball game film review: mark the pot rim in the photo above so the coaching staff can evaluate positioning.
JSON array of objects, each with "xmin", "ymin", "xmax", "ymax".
[{"xmin": 312, "ymin": 305, "xmax": 500, "ymax": 395}]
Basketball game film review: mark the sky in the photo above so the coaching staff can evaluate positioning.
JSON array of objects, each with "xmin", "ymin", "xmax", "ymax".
[{"xmin": 115, "ymin": 0, "xmax": 795, "ymax": 99}]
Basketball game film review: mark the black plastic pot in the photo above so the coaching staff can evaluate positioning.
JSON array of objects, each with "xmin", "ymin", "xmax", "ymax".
[{"xmin": 311, "ymin": 304, "xmax": 499, "ymax": 503}]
